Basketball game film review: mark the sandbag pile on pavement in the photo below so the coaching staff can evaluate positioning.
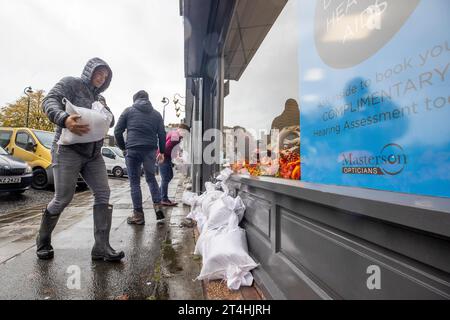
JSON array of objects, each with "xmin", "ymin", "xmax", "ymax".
[{"xmin": 182, "ymin": 168, "xmax": 258, "ymax": 290}]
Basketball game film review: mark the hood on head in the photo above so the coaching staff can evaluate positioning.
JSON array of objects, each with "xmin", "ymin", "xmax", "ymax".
[
  {"xmin": 81, "ymin": 57, "xmax": 113, "ymax": 93},
  {"xmin": 133, "ymin": 90, "xmax": 149, "ymax": 102},
  {"xmin": 132, "ymin": 90, "xmax": 153, "ymax": 113}
]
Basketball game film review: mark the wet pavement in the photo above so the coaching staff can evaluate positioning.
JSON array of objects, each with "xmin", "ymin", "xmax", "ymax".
[
  {"xmin": 0, "ymin": 174, "xmax": 203, "ymax": 300},
  {"xmin": 0, "ymin": 187, "xmax": 57, "ymax": 216},
  {"xmin": 165, "ymin": 200, "xmax": 204, "ymax": 300}
]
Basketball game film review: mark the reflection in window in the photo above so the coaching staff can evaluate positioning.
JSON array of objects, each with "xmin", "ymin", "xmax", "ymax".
[
  {"xmin": 223, "ymin": 0, "xmax": 300, "ymax": 180},
  {"xmin": 227, "ymin": 99, "xmax": 300, "ymax": 180},
  {"xmin": 272, "ymin": 99, "xmax": 300, "ymax": 180}
]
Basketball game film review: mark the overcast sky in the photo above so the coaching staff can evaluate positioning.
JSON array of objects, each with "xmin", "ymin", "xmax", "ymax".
[{"xmin": 0, "ymin": 0, "xmax": 185, "ymax": 131}]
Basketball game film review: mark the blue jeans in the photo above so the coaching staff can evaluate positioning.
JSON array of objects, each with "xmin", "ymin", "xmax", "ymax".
[
  {"xmin": 159, "ymin": 158, "xmax": 173, "ymax": 202},
  {"xmin": 125, "ymin": 148, "xmax": 161, "ymax": 210}
]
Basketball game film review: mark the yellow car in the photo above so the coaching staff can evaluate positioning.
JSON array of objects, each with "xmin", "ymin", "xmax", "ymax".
[
  {"xmin": 0, "ymin": 127, "xmax": 87, "ymax": 190},
  {"xmin": 0, "ymin": 127, "xmax": 53, "ymax": 189}
]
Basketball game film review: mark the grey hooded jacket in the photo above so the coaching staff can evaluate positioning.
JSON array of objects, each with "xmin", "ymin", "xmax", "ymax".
[
  {"xmin": 42, "ymin": 57, "xmax": 114, "ymax": 158},
  {"xmin": 114, "ymin": 90, "xmax": 166, "ymax": 153}
]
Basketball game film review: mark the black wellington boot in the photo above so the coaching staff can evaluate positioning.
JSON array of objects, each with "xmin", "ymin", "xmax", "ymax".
[
  {"xmin": 36, "ymin": 209, "xmax": 61, "ymax": 260},
  {"xmin": 91, "ymin": 204, "xmax": 125, "ymax": 262}
]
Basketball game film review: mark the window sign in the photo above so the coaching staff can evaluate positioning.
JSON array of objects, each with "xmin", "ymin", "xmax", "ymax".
[{"xmin": 300, "ymin": 0, "xmax": 450, "ymax": 197}]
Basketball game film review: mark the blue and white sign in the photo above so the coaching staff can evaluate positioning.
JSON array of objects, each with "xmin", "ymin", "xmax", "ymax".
[{"xmin": 300, "ymin": 0, "xmax": 450, "ymax": 198}]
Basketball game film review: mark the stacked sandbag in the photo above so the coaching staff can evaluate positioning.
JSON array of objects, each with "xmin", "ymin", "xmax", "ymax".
[
  {"xmin": 182, "ymin": 191, "xmax": 198, "ymax": 207},
  {"xmin": 186, "ymin": 182, "xmax": 224, "ymax": 233},
  {"xmin": 183, "ymin": 168, "xmax": 258, "ymax": 290}
]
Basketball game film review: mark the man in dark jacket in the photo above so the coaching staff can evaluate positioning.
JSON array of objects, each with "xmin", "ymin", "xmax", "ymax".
[
  {"xmin": 37, "ymin": 57, "xmax": 125, "ymax": 262},
  {"xmin": 114, "ymin": 90, "xmax": 166, "ymax": 225}
]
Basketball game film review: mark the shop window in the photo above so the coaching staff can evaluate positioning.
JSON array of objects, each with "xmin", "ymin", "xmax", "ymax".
[{"xmin": 224, "ymin": 0, "xmax": 300, "ymax": 180}]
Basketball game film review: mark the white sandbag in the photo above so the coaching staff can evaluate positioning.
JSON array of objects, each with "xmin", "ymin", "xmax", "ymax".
[
  {"xmin": 197, "ymin": 182, "xmax": 223, "ymax": 211},
  {"xmin": 186, "ymin": 207, "xmax": 198, "ymax": 220},
  {"xmin": 206, "ymin": 196, "xmax": 245, "ymax": 230},
  {"xmin": 58, "ymin": 99, "xmax": 112, "ymax": 145},
  {"xmin": 182, "ymin": 191, "xmax": 198, "ymax": 206},
  {"xmin": 216, "ymin": 167, "xmax": 233, "ymax": 182},
  {"xmin": 194, "ymin": 181, "xmax": 219, "ymax": 208},
  {"xmin": 196, "ymin": 214, "xmax": 207, "ymax": 234},
  {"xmin": 216, "ymin": 181, "xmax": 229, "ymax": 196},
  {"xmin": 226, "ymin": 265, "xmax": 254, "ymax": 290},
  {"xmin": 196, "ymin": 212, "xmax": 239, "ymax": 254},
  {"xmin": 194, "ymin": 226, "xmax": 221, "ymax": 256},
  {"xmin": 201, "ymin": 190, "xmax": 224, "ymax": 218},
  {"xmin": 204, "ymin": 182, "xmax": 216, "ymax": 192},
  {"xmin": 187, "ymin": 192, "xmax": 211, "ymax": 234},
  {"xmin": 197, "ymin": 228, "xmax": 258, "ymax": 282},
  {"xmin": 187, "ymin": 206, "xmax": 207, "ymax": 234},
  {"xmin": 187, "ymin": 194, "xmax": 206, "ymax": 225}
]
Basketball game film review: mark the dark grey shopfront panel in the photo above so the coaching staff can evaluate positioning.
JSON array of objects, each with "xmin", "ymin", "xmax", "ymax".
[
  {"xmin": 230, "ymin": 176, "xmax": 450, "ymax": 300},
  {"xmin": 239, "ymin": 191, "xmax": 271, "ymax": 239}
]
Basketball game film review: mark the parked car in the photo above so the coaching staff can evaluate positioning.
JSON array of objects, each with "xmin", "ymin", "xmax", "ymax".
[
  {"xmin": 0, "ymin": 146, "xmax": 33, "ymax": 194},
  {"xmin": 101, "ymin": 146, "xmax": 128, "ymax": 178},
  {"xmin": 0, "ymin": 127, "xmax": 87, "ymax": 189}
]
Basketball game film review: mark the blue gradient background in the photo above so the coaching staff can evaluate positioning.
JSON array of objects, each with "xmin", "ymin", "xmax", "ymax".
[{"xmin": 300, "ymin": 0, "xmax": 450, "ymax": 198}]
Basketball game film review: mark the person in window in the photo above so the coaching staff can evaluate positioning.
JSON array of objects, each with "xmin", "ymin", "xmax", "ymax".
[
  {"xmin": 114, "ymin": 90, "xmax": 166, "ymax": 225},
  {"xmin": 37, "ymin": 57, "xmax": 124, "ymax": 262},
  {"xmin": 157, "ymin": 126, "xmax": 184, "ymax": 206}
]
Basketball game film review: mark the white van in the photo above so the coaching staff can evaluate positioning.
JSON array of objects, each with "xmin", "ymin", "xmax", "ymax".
[{"xmin": 101, "ymin": 146, "xmax": 128, "ymax": 178}]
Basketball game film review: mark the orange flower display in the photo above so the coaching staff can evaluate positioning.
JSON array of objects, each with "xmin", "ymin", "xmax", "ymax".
[
  {"xmin": 278, "ymin": 150, "xmax": 300, "ymax": 180},
  {"xmin": 231, "ymin": 151, "xmax": 301, "ymax": 180}
]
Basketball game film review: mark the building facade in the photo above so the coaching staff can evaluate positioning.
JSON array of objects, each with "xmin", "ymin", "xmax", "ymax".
[{"xmin": 181, "ymin": 0, "xmax": 450, "ymax": 299}]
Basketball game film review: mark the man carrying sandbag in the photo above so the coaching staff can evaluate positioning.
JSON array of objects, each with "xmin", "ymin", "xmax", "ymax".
[
  {"xmin": 36, "ymin": 57, "xmax": 125, "ymax": 262},
  {"xmin": 114, "ymin": 90, "xmax": 166, "ymax": 225}
]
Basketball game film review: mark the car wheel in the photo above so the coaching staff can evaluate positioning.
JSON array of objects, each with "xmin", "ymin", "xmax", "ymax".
[
  {"xmin": 113, "ymin": 166, "xmax": 124, "ymax": 178},
  {"xmin": 32, "ymin": 168, "xmax": 48, "ymax": 190}
]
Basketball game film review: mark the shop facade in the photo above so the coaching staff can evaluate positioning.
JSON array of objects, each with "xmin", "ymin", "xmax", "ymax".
[{"xmin": 181, "ymin": 0, "xmax": 450, "ymax": 299}]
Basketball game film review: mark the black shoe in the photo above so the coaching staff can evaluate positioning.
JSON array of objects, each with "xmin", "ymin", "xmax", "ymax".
[
  {"xmin": 36, "ymin": 209, "xmax": 60, "ymax": 260},
  {"xmin": 153, "ymin": 203, "xmax": 165, "ymax": 220},
  {"xmin": 91, "ymin": 204, "xmax": 125, "ymax": 262}
]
